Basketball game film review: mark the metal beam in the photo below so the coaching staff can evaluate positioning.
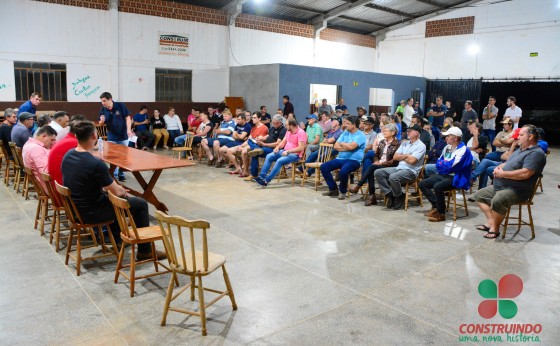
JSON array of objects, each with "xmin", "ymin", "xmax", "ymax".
[
  {"xmin": 365, "ymin": 3, "xmax": 415, "ymax": 18},
  {"xmin": 415, "ymin": 0, "xmax": 446, "ymax": 9},
  {"xmin": 338, "ymin": 15, "xmax": 385, "ymax": 28},
  {"xmin": 311, "ymin": 0, "xmax": 374, "ymax": 26}
]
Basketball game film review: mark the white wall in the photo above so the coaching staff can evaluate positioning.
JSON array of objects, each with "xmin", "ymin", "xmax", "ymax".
[{"xmin": 377, "ymin": 0, "xmax": 560, "ymax": 79}]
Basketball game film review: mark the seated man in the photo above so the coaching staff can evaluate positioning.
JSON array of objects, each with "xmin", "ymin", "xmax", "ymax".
[
  {"xmin": 245, "ymin": 115, "xmax": 287, "ymax": 181},
  {"xmin": 0, "ymin": 108, "xmax": 17, "ymax": 158},
  {"xmin": 419, "ymin": 127, "xmax": 473, "ymax": 222},
  {"xmin": 61, "ymin": 120, "xmax": 165, "ymax": 259},
  {"xmin": 424, "ymin": 123, "xmax": 450, "ymax": 178},
  {"xmin": 49, "ymin": 111, "xmax": 70, "ymax": 142},
  {"xmin": 361, "ymin": 116, "xmax": 377, "ymax": 173},
  {"xmin": 220, "ymin": 113, "xmax": 251, "ymax": 173},
  {"xmin": 133, "ymin": 105, "xmax": 155, "ymax": 150},
  {"xmin": 227, "ymin": 112, "xmax": 268, "ymax": 177},
  {"xmin": 321, "ymin": 115, "xmax": 366, "ymax": 200},
  {"xmin": 305, "ymin": 114, "xmax": 323, "ymax": 158},
  {"xmin": 254, "ymin": 118, "xmax": 306, "ymax": 187},
  {"xmin": 473, "ymin": 125, "xmax": 546, "ymax": 239},
  {"xmin": 374, "ymin": 124, "xmax": 427, "ymax": 210},
  {"xmin": 201, "ymin": 110, "xmax": 235, "ymax": 167},
  {"xmin": 22, "ymin": 125, "xmax": 57, "ymax": 191},
  {"xmin": 411, "ymin": 115, "xmax": 432, "ymax": 150},
  {"xmin": 303, "ymin": 118, "xmax": 342, "ymax": 177},
  {"xmin": 466, "ymin": 120, "xmax": 489, "ymax": 168},
  {"xmin": 47, "ymin": 114, "xmax": 87, "ymax": 185},
  {"xmin": 11, "ymin": 112, "xmax": 35, "ymax": 148}
]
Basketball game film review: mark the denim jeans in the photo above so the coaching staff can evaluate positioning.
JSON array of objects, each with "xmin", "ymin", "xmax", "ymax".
[
  {"xmin": 304, "ymin": 149, "xmax": 338, "ymax": 176},
  {"xmin": 259, "ymin": 150, "xmax": 300, "ymax": 182},
  {"xmin": 320, "ymin": 159, "xmax": 361, "ymax": 194},
  {"xmin": 249, "ymin": 141, "xmax": 273, "ymax": 177},
  {"xmin": 362, "ymin": 150, "xmax": 376, "ymax": 173},
  {"xmin": 174, "ymin": 134, "xmax": 187, "ymax": 146},
  {"xmin": 484, "ymin": 151, "xmax": 503, "ymax": 163},
  {"xmin": 471, "ymin": 158, "xmax": 500, "ymax": 188},
  {"xmin": 109, "ymin": 139, "xmax": 129, "ymax": 178},
  {"xmin": 483, "ymin": 129, "xmax": 496, "ymax": 152},
  {"xmin": 168, "ymin": 130, "xmax": 181, "ymax": 145},
  {"xmin": 424, "ymin": 163, "xmax": 438, "ymax": 178}
]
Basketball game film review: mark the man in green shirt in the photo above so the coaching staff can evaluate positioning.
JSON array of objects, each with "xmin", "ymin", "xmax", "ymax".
[{"xmin": 305, "ymin": 114, "xmax": 323, "ymax": 158}]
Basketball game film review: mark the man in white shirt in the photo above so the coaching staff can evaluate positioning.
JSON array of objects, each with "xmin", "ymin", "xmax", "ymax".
[
  {"xmin": 504, "ymin": 96, "xmax": 522, "ymax": 129},
  {"xmin": 48, "ymin": 111, "xmax": 70, "ymax": 142},
  {"xmin": 403, "ymin": 97, "xmax": 415, "ymax": 127}
]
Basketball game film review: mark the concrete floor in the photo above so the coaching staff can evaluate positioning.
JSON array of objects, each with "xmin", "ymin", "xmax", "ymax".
[{"xmin": 1, "ymin": 148, "xmax": 559, "ymax": 345}]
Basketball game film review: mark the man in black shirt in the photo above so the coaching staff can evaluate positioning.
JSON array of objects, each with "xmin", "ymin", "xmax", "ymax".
[
  {"xmin": 246, "ymin": 114, "xmax": 287, "ymax": 180},
  {"xmin": 61, "ymin": 120, "xmax": 165, "ymax": 260},
  {"xmin": 282, "ymin": 95, "xmax": 294, "ymax": 118},
  {"xmin": 0, "ymin": 108, "xmax": 17, "ymax": 157}
]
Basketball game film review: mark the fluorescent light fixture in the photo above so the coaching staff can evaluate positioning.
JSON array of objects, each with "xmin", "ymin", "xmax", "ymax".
[{"xmin": 468, "ymin": 43, "xmax": 480, "ymax": 55}]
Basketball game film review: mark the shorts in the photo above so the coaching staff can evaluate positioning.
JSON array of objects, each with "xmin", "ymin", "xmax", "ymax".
[{"xmin": 474, "ymin": 186, "xmax": 526, "ymax": 216}]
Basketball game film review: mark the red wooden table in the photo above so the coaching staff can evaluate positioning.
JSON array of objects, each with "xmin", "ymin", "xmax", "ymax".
[{"xmin": 94, "ymin": 141, "xmax": 194, "ymax": 212}]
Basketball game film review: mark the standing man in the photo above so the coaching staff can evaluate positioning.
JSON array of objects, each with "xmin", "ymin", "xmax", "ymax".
[
  {"xmin": 98, "ymin": 91, "xmax": 132, "ymax": 181},
  {"xmin": 0, "ymin": 108, "xmax": 17, "ymax": 156},
  {"xmin": 335, "ymin": 98, "xmax": 348, "ymax": 114},
  {"xmin": 460, "ymin": 100, "xmax": 478, "ymax": 141},
  {"xmin": 374, "ymin": 124, "xmax": 427, "ymax": 210},
  {"xmin": 282, "ymin": 95, "xmax": 294, "ymax": 119},
  {"xmin": 428, "ymin": 96, "xmax": 447, "ymax": 140},
  {"xmin": 321, "ymin": 116, "xmax": 366, "ymax": 200},
  {"xmin": 260, "ymin": 106, "xmax": 271, "ymax": 128},
  {"xmin": 133, "ymin": 105, "xmax": 154, "ymax": 151},
  {"xmin": 18, "ymin": 92, "xmax": 41, "ymax": 115},
  {"xmin": 318, "ymin": 99, "xmax": 334, "ymax": 117},
  {"xmin": 473, "ymin": 125, "xmax": 546, "ymax": 239},
  {"xmin": 482, "ymin": 96, "xmax": 499, "ymax": 151},
  {"xmin": 49, "ymin": 111, "xmax": 70, "ymax": 142},
  {"xmin": 11, "ymin": 112, "xmax": 35, "ymax": 148},
  {"xmin": 504, "ymin": 96, "xmax": 522, "ymax": 129}
]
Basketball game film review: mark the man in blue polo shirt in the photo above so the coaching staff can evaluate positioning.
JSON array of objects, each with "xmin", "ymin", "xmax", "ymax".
[
  {"xmin": 98, "ymin": 91, "xmax": 132, "ymax": 181},
  {"xmin": 427, "ymin": 96, "xmax": 447, "ymax": 141},
  {"xmin": 18, "ymin": 92, "xmax": 42, "ymax": 134},
  {"xmin": 132, "ymin": 105, "xmax": 154, "ymax": 151}
]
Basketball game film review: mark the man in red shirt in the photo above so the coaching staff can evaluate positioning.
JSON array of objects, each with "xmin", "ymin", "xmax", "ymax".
[{"xmin": 47, "ymin": 115, "xmax": 87, "ymax": 185}]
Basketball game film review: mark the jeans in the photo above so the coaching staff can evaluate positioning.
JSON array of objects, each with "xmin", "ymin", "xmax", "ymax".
[
  {"xmin": 419, "ymin": 174, "xmax": 454, "ymax": 214},
  {"xmin": 424, "ymin": 163, "xmax": 438, "ymax": 178},
  {"xmin": 431, "ymin": 126, "xmax": 440, "ymax": 142},
  {"xmin": 168, "ymin": 130, "xmax": 181, "ymax": 145},
  {"xmin": 249, "ymin": 141, "xmax": 274, "ymax": 177},
  {"xmin": 174, "ymin": 134, "xmax": 188, "ymax": 146},
  {"xmin": 304, "ymin": 149, "xmax": 338, "ymax": 176},
  {"xmin": 484, "ymin": 151, "xmax": 503, "ymax": 162},
  {"xmin": 374, "ymin": 167, "xmax": 417, "ymax": 198},
  {"xmin": 135, "ymin": 130, "xmax": 154, "ymax": 149},
  {"xmin": 362, "ymin": 150, "xmax": 376, "ymax": 173},
  {"xmin": 109, "ymin": 139, "xmax": 129, "ymax": 178},
  {"xmin": 483, "ymin": 129, "xmax": 496, "ymax": 152},
  {"xmin": 471, "ymin": 158, "xmax": 500, "ymax": 189},
  {"xmin": 320, "ymin": 159, "xmax": 361, "ymax": 194},
  {"xmin": 259, "ymin": 150, "xmax": 300, "ymax": 182},
  {"xmin": 357, "ymin": 164, "xmax": 385, "ymax": 194}
]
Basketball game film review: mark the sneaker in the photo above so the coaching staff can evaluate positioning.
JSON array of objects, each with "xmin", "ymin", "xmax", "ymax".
[
  {"xmin": 348, "ymin": 185, "xmax": 360, "ymax": 194},
  {"xmin": 338, "ymin": 193, "xmax": 346, "ymax": 200},
  {"xmin": 322, "ymin": 189, "xmax": 339, "ymax": 197},
  {"xmin": 247, "ymin": 148, "xmax": 264, "ymax": 157},
  {"xmin": 385, "ymin": 193, "xmax": 395, "ymax": 208},
  {"xmin": 153, "ymin": 146, "xmax": 157, "ymax": 150},
  {"xmin": 142, "ymin": 147, "xmax": 149, "ymax": 151},
  {"xmin": 392, "ymin": 194, "xmax": 405, "ymax": 210},
  {"xmin": 163, "ymin": 145, "xmax": 169, "ymax": 149},
  {"xmin": 244, "ymin": 175, "xmax": 255, "ymax": 181},
  {"xmin": 137, "ymin": 250, "xmax": 168, "ymax": 261},
  {"xmin": 118, "ymin": 175, "xmax": 126, "ymax": 182},
  {"xmin": 252, "ymin": 176, "xmax": 262, "ymax": 183},
  {"xmin": 255, "ymin": 178, "xmax": 268, "ymax": 187}
]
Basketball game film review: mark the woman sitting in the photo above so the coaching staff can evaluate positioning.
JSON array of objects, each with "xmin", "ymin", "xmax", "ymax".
[{"xmin": 349, "ymin": 123, "xmax": 401, "ymax": 206}]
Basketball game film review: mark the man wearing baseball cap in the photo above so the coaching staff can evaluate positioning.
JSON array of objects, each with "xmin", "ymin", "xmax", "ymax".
[
  {"xmin": 374, "ymin": 124, "xmax": 427, "ymax": 210},
  {"xmin": 419, "ymin": 127, "xmax": 473, "ymax": 222},
  {"xmin": 305, "ymin": 114, "xmax": 323, "ymax": 158},
  {"xmin": 11, "ymin": 112, "xmax": 35, "ymax": 148}
]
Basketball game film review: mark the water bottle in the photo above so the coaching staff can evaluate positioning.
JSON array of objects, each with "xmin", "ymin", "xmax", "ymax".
[{"xmin": 98, "ymin": 138, "xmax": 104, "ymax": 152}]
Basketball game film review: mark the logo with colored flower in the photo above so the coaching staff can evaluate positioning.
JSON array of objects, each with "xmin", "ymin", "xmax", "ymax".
[{"xmin": 478, "ymin": 274, "xmax": 523, "ymax": 319}]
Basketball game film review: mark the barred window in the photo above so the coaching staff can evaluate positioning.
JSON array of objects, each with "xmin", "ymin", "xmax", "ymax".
[
  {"xmin": 155, "ymin": 68, "xmax": 192, "ymax": 102},
  {"xmin": 14, "ymin": 62, "xmax": 67, "ymax": 101}
]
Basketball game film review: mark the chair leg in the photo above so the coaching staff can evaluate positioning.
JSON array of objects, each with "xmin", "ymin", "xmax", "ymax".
[
  {"xmin": 517, "ymin": 204, "xmax": 522, "ymax": 232},
  {"xmin": 160, "ymin": 271, "xmax": 176, "ymax": 326},
  {"xmin": 65, "ymin": 227, "xmax": 74, "ymax": 265},
  {"xmin": 527, "ymin": 205, "xmax": 535, "ymax": 239},
  {"xmin": 452, "ymin": 191, "xmax": 457, "ymax": 221},
  {"xmin": 76, "ymin": 227, "xmax": 82, "ymax": 276},
  {"xmin": 130, "ymin": 245, "xmax": 136, "ymax": 297},
  {"xmin": 34, "ymin": 198, "xmax": 41, "ymax": 230},
  {"xmin": 114, "ymin": 243, "xmax": 126, "ymax": 283},
  {"xmin": 151, "ymin": 242, "xmax": 159, "ymax": 272},
  {"xmin": 315, "ymin": 170, "xmax": 321, "ymax": 191},
  {"xmin": 190, "ymin": 275, "xmax": 196, "ymax": 301},
  {"xmin": 40, "ymin": 198, "xmax": 48, "ymax": 236},
  {"xmin": 502, "ymin": 208, "xmax": 511, "ymax": 239},
  {"xmin": 404, "ymin": 184, "xmax": 409, "ymax": 211},
  {"xmin": 197, "ymin": 276, "xmax": 207, "ymax": 336},
  {"xmin": 462, "ymin": 190, "xmax": 469, "ymax": 217},
  {"xmin": 222, "ymin": 265, "xmax": 237, "ymax": 310}
]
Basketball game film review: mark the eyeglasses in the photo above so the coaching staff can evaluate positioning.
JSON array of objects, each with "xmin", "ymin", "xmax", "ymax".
[{"xmin": 251, "ymin": 117, "xmax": 258, "ymax": 119}]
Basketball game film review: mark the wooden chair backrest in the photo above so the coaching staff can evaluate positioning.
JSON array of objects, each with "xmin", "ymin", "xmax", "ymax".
[
  {"xmin": 417, "ymin": 155, "xmax": 429, "ymax": 180},
  {"xmin": 155, "ymin": 210, "xmax": 211, "ymax": 273},
  {"xmin": 107, "ymin": 191, "xmax": 140, "ymax": 240},
  {"xmin": 95, "ymin": 124, "xmax": 108, "ymax": 140},
  {"xmin": 183, "ymin": 133, "xmax": 195, "ymax": 148},
  {"xmin": 8, "ymin": 142, "xmax": 21, "ymax": 168},
  {"xmin": 41, "ymin": 172, "xmax": 63, "ymax": 207},
  {"xmin": 527, "ymin": 174, "xmax": 542, "ymax": 204},
  {"xmin": 54, "ymin": 181, "xmax": 84, "ymax": 226},
  {"xmin": 0, "ymin": 140, "xmax": 11, "ymax": 160},
  {"xmin": 24, "ymin": 167, "xmax": 47, "ymax": 197},
  {"xmin": 315, "ymin": 142, "xmax": 334, "ymax": 163}
]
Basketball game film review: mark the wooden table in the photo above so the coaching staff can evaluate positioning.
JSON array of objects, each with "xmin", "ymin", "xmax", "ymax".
[{"xmin": 93, "ymin": 141, "xmax": 194, "ymax": 212}]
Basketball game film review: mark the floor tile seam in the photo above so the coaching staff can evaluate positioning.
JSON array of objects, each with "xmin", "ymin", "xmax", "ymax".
[{"xmin": 2, "ymin": 186, "xmax": 122, "ymax": 339}]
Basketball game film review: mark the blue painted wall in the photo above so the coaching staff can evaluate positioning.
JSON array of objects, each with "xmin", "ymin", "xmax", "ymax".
[{"xmin": 278, "ymin": 64, "xmax": 426, "ymax": 118}]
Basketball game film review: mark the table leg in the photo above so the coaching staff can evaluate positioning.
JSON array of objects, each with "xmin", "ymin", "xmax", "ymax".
[{"xmin": 130, "ymin": 170, "xmax": 168, "ymax": 212}]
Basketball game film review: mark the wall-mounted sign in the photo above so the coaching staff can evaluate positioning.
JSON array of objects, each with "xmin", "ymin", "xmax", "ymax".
[
  {"xmin": 353, "ymin": 81, "xmax": 359, "ymax": 86},
  {"xmin": 159, "ymin": 32, "xmax": 189, "ymax": 56},
  {"xmin": 529, "ymin": 52, "xmax": 538, "ymax": 57}
]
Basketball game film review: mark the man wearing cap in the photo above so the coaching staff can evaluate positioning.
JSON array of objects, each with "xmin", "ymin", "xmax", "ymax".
[
  {"xmin": 321, "ymin": 116, "xmax": 366, "ymax": 200},
  {"xmin": 482, "ymin": 96, "xmax": 499, "ymax": 151},
  {"xmin": 0, "ymin": 108, "xmax": 17, "ymax": 157},
  {"xmin": 11, "ymin": 112, "xmax": 35, "ymax": 148},
  {"xmin": 419, "ymin": 127, "xmax": 473, "ymax": 222},
  {"xmin": 428, "ymin": 96, "xmax": 447, "ymax": 140},
  {"xmin": 318, "ymin": 99, "xmax": 333, "ymax": 117},
  {"xmin": 357, "ymin": 106, "xmax": 367, "ymax": 118},
  {"xmin": 374, "ymin": 124, "xmax": 427, "ymax": 210},
  {"xmin": 318, "ymin": 111, "xmax": 333, "ymax": 133},
  {"xmin": 411, "ymin": 115, "xmax": 431, "ymax": 150},
  {"xmin": 504, "ymin": 96, "xmax": 522, "ymax": 129},
  {"xmin": 335, "ymin": 98, "xmax": 348, "ymax": 114},
  {"xmin": 474, "ymin": 125, "xmax": 546, "ymax": 239},
  {"xmin": 305, "ymin": 114, "xmax": 323, "ymax": 158}
]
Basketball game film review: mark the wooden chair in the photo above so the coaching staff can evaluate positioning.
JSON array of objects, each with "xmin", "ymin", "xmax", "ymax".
[
  {"xmin": 445, "ymin": 189, "xmax": 469, "ymax": 221},
  {"xmin": 403, "ymin": 155, "xmax": 428, "ymax": 210},
  {"xmin": 535, "ymin": 150, "xmax": 550, "ymax": 193},
  {"xmin": 8, "ymin": 142, "xmax": 23, "ymax": 193},
  {"xmin": 55, "ymin": 182, "xmax": 118, "ymax": 276},
  {"xmin": 155, "ymin": 210, "xmax": 237, "ymax": 336},
  {"xmin": 501, "ymin": 177, "xmax": 541, "ymax": 239},
  {"xmin": 95, "ymin": 123, "xmax": 108, "ymax": 140},
  {"xmin": 108, "ymin": 191, "xmax": 173, "ymax": 297},
  {"xmin": 17, "ymin": 147, "xmax": 34, "ymax": 200},
  {"xmin": 171, "ymin": 132, "xmax": 195, "ymax": 160},
  {"xmin": 0, "ymin": 140, "xmax": 15, "ymax": 186},
  {"xmin": 24, "ymin": 167, "xmax": 50, "ymax": 236},
  {"xmin": 42, "ymin": 173, "xmax": 70, "ymax": 252},
  {"xmin": 301, "ymin": 142, "xmax": 334, "ymax": 190},
  {"xmin": 277, "ymin": 147, "xmax": 307, "ymax": 185}
]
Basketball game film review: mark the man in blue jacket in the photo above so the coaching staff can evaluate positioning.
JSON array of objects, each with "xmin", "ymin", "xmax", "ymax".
[{"xmin": 419, "ymin": 127, "xmax": 473, "ymax": 222}]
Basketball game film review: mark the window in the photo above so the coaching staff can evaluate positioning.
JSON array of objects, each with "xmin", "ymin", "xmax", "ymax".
[
  {"xmin": 14, "ymin": 62, "xmax": 67, "ymax": 101},
  {"xmin": 155, "ymin": 68, "xmax": 192, "ymax": 102}
]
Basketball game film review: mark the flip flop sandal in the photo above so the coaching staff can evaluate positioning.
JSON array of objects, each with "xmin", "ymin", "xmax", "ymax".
[
  {"xmin": 476, "ymin": 225, "xmax": 491, "ymax": 232},
  {"xmin": 483, "ymin": 231, "xmax": 500, "ymax": 239}
]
